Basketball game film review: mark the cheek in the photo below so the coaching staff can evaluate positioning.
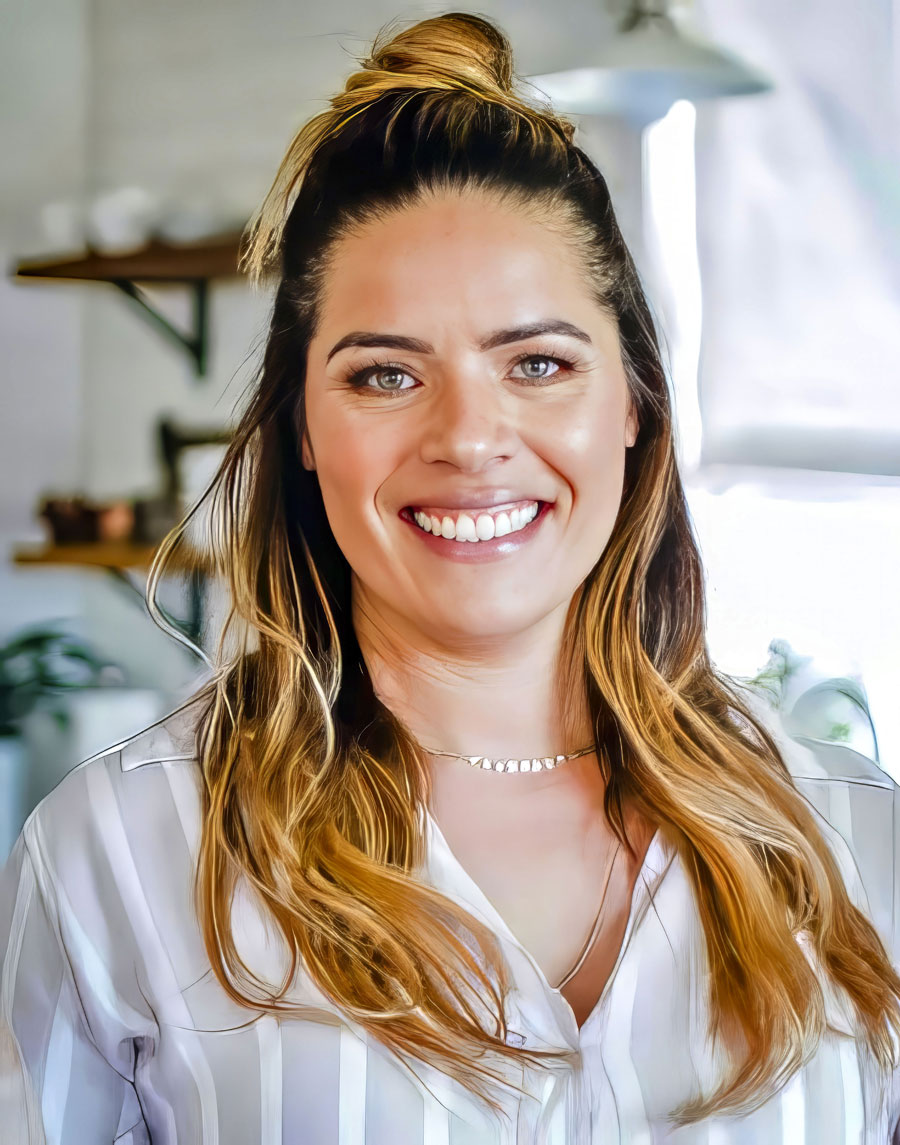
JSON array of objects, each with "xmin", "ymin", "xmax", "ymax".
[
  {"xmin": 541, "ymin": 397, "xmax": 629, "ymax": 493},
  {"xmin": 307, "ymin": 402, "xmax": 402, "ymax": 532}
]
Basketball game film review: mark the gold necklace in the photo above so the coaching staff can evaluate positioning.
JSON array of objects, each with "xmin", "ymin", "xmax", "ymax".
[
  {"xmin": 555, "ymin": 839, "xmax": 621, "ymax": 989},
  {"xmin": 423, "ymin": 744, "xmax": 595, "ymax": 773}
]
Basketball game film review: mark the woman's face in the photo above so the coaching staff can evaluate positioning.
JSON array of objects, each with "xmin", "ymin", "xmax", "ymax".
[{"xmin": 302, "ymin": 190, "xmax": 638, "ymax": 648}]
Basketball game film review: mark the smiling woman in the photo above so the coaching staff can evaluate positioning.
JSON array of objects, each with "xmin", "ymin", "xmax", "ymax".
[{"xmin": 3, "ymin": 10, "xmax": 900, "ymax": 1145}]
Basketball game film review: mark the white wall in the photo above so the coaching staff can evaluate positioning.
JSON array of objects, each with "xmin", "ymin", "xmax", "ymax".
[{"xmin": 0, "ymin": 0, "xmax": 88, "ymax": 635}]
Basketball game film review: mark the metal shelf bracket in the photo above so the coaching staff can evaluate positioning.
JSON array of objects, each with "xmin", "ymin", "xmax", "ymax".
[{"xmin": 111, "ymin": 278, "xmax": 209, "ymax": 377}]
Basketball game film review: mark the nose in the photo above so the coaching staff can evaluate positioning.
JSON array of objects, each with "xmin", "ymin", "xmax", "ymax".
[{"xmin": 418, "ymin": 371, "xmax": 519, "ymax": 472}]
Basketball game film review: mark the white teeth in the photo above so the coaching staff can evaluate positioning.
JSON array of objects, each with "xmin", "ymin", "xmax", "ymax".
[
  {"xmin": 494, "ymin": 512, "xmax": 512, "ymax": 537},
  {"xmin": 410, "ymin": 501, "xmax": 540, "ymax": 542},
  {"xmin": 455, "ymin": 513, "xmax": 477, "ymax": 541},
  {"xmin": 475, "ymin": 513, "xmax": 495, "ymax": 541}
]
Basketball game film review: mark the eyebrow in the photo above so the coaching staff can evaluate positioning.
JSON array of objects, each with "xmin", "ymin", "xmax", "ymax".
[{"xmin": 325, "ymin": 320, "xmax": 593, "ymax": 364}]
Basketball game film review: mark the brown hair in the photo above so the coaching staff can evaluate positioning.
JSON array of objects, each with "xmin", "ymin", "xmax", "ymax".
[{"xmin": 148, "ymin": 10, "xmax": 900, "ymax": 1128}]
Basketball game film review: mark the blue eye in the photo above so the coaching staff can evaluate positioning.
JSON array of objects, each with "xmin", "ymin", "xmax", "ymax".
[
  {"xmin": 344, "ymin": 363, "xmax": 418, "ymax": 396},
  {"xmin": 510, "ymin": 355, "xmax": 566, "ymax": 381},
  {"xmin": 366, "ymin": 368, "xmax": 414, "ymax": 391}
]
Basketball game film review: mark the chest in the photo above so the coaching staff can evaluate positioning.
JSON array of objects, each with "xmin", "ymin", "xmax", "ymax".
[
  {"xmin": 430, "ymin": 807, "xmax": 651, "ymax": 1028},
  {"xmin": 162, "ymin": 842, "xmax": 883, "ymax": 1145}
]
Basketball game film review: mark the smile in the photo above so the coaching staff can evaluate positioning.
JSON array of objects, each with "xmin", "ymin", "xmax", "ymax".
[{"xmin": 409, "ymin": 499, "xmax": 539, "ymax": 542}]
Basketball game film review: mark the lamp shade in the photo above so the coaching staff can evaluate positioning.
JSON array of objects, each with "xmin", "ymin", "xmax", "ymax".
[{"xmin": 526, "ymin": 8, "xmax": 772, "ymax": 122}]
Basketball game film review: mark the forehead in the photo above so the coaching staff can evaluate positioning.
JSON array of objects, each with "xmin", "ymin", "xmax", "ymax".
[{"xmin": 314, "ymin": 190, "xmax": 605, "ymax": 340}]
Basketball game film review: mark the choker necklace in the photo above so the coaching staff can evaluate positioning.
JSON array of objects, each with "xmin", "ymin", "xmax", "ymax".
[{"xmin": 422, "ymin": 744, "xmax": 595, "ymax": 774}]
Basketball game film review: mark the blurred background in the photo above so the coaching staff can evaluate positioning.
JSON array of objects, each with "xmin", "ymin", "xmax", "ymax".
[{"xmin": 2, "ymin": 0, "xmax": 898, "ymax": 860}]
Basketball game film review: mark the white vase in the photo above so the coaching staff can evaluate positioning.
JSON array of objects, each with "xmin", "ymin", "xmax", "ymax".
[{"xmin": 21, "ymin": 688, "xmax": 165, "ymax": 817}]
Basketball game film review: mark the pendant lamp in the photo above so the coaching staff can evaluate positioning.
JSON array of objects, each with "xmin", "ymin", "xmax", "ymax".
[{"xmin": 526, "ymin": 0, "xmax": 772, "ymax": 123}]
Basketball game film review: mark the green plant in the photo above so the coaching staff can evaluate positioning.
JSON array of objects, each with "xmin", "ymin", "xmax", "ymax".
[
  {"xmin": 0, "ymin": 622, "xmax": 123, "ymax": 736},
  {"xmin": 743, "ymin": 637, "xmax": 880, "ymax": 763}
]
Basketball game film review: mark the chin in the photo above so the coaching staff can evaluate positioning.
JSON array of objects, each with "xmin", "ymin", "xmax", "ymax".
[{"xmin": 418, "ymin": 603, "xmax": 552, "ymax": 647}]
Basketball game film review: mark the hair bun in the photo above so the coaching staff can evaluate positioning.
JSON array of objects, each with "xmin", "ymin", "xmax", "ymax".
[
  {"xmin": 357, "ymin": 12, "xmax": 515, "ymax": 101},
  {"xmin": 240, "ymin": 12, "xmax": 575, "ymax": 286}
]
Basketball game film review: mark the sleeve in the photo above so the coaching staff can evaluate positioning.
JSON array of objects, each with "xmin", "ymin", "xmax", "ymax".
[{"xmin": 0, "ymin": 830, "xmax": 149, "ymax": 1144}]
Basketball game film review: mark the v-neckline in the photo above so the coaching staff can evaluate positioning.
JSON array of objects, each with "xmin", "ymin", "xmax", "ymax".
[{"xmin": 422, "ymin": 807, "xmax": 674, "ymax": 1040}]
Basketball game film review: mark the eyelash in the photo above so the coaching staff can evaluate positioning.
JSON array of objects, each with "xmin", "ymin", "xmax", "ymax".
[{"xmin": 340, "ymin": 349, "xmax": 584, "ymax": 398}]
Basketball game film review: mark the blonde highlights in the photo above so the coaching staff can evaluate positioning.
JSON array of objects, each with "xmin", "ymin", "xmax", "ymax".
[{"xmin": 149, "ymin": 10, "xmax": 900, "ymax": 1128}]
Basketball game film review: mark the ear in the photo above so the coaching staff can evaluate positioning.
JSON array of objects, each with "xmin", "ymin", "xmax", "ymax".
[
  {"xmin": 300, "ymin": 430, "xmax": 316, "ymax": 471},
  {"xmin": 625, "ymin": 401, "xmax": 639, "ymax": 449}
]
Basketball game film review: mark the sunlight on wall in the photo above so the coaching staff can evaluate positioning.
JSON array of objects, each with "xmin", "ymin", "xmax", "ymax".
[
  {"xmin": 642, "ymin": 100, "xmax": 704, "ymax": 476},
  {"xmin": 685, "ymin": 470, "xmax": 900, "ymax": 783}
]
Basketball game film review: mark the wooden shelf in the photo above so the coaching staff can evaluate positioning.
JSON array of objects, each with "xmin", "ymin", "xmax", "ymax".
[
  {"xmin": 12, "ymin": 541, "xmax": 207, "ymax": 572},
  {"xmin": 13, "ymin": 233, "xmax": 245, "ymax": 284},
  {"xmin": 11, "ymin": 230, "xmax": 248, "ymax": 377}
]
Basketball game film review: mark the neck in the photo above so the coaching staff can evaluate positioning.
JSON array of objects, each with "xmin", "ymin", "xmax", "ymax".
[{"xmin": 351, "ymin": 577, "xmax": 593, "ymax": 771}]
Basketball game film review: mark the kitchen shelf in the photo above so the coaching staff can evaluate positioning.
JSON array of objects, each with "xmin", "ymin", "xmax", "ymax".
[
  {"xmin": 12, "ymin": 233, "xmax": 243, "ymax": 282},
  {"xmin": 12, "ymin": 231, "xmax": 246, "ymax": 377},
  {"xmin": 12, "ymin": 541, "xmax": 204, "ymax": 570}
]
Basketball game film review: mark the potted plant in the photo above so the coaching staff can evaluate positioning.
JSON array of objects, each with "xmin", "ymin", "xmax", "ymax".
[{"xmin": 743, "ymin": 637, "xmax": 881, "ymax": 763}]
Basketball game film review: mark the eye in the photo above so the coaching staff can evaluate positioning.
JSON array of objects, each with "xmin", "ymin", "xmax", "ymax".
[
  {"xmin": 509, "ymin": 354, "xmax": 573, "ymax": 383},
  {"xmin": 343, "ymin": 361, "xmax": 418, "ymax": 397},
  {"xmin": 367, "ymin": 366, "xmax": 415, "ymax": 393}
]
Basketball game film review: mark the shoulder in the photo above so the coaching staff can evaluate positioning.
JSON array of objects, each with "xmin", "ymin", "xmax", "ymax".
[
  {"xmin": 2, "ymin": 692, "xmax": 215, "ymax": 1036},
  {"xmin": 736, "ymin": 681, "xmax": 899, "ymax": 956},
  {"xmin": 19, "ymin": 691, "xmax": 207, "ymax": 893}
]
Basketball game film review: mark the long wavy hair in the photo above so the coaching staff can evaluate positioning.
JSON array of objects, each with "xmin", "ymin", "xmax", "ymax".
[{"xmin": 147, "ymin": 10, "xmax": 900, "ymax": 1126}]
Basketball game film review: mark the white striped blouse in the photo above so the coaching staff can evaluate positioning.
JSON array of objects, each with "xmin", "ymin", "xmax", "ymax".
[{"xmin": 2, "ymin": 691, "xmax": 900, "ymax": 1144}]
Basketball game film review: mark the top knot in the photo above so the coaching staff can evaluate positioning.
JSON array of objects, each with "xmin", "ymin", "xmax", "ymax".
[
  {"xmin": 239, "ymin": 12, "xmax": 576, "ymax": 286},
  {"xmin": 357, "ymin": 11, "xmax": 515, "ymax": 100}
]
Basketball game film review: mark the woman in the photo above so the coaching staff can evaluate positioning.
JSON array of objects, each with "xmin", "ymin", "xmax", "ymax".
[{"xmin": 2, "ymin": 11, "xmax": 900, "ymax": 1144}]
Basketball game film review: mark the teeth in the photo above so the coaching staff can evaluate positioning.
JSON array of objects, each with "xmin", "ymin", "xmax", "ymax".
[
  {"xmin": 475, "ymin": 513, "xmax": 495, "ymax": 541},
  {"xmin": 455, "ymin": 514, "xmax": 477, "ymax": 542},
  {"xmin": 411, "ymin": 501, "xmax": 539, "ymax": 542}
]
